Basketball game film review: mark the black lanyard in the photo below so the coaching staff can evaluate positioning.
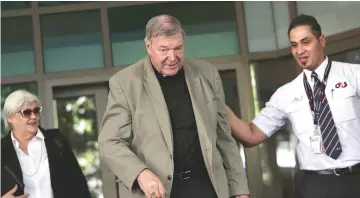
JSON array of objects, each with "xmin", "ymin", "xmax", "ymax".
[{"xmin": 303, "ymin": 60, "xmax": 332, "ymax": 125}]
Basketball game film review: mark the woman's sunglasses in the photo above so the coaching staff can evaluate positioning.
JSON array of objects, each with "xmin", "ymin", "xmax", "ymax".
[{"xmin": 18, "ymin": 106, "xmax": 42, "ymax": 118}]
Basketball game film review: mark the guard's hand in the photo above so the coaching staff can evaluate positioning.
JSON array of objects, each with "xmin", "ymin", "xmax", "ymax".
[
  {"xmin": 137, "ymin": 169, "xmax": 166, "ymax": 198},
  {"xmin": 2, "ymin": 185, "xmax": 29, "ymax": 198}
]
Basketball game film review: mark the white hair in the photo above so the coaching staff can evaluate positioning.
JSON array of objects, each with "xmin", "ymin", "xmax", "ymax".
[
  {"xmin": 144, "ymin": 14, "xmax": 186, "ymax": 42},
  {"xmin": 2, "ymin": 89, "xmax": 41, "ymax": 131}
]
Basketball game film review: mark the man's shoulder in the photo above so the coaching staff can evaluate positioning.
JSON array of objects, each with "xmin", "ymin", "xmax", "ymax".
[
  {"xmin": 277, "ymin": 72, "xmax": 303, "ymax": 92},
  {"xmin": 331, "ymin": 61, "xmax": 360, "ymax": 89},
  {"xmin": 110, "ymin": 57, "xmax": 148, "ymax": 82},
  {"xmin": 185, "ymin": 58, "xmax": 218, "ymax": 76},
  {"xmin": 332, "ymin": 60, "xmax": 360, "ymax": 73},
  {"xmin": 268, "ymin": 73, "xmax": 304, "ymax": 103},
  {"xmin": 332, "ymin": 60, "xmax": 360, "ymax": 67},
  {"xmin": 186, "ymin": 58, "xmax": 217, "ymax": 69}
]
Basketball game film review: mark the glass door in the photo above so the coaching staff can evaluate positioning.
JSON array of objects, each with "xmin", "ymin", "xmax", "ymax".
[
  {"xmin": 52, "ymin": 84, "xmax": 109, "ymax": 198},
  {"xmin": 212, "ymin": 58, "xmax": 266, "ymax": 198}
]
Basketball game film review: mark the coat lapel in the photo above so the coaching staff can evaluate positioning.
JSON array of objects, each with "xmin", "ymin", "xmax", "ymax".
[
  {"xmin": 2, "ymin": 134, "xmax": 24, "ymax": 194},
  {"xmin": 2, "ymin": 128, "xmax": 63, "ymax": 196},
  {"xmin": 143, "ymin": 57, "xmax": 174, "ymax": 154},
  {"xmin": 42, "ymin": 128, "xmax": 63, "ymax": 189},
  {"xmin": 183, "ymin": 61, "xmax": 213, "ymax": 161}
]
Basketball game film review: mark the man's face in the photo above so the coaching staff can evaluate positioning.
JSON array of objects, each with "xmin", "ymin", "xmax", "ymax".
[
  {"xmin": 145, "ymin": 32, "xmax": 184, "ymax": 76},
  {"xmin": 289, "ymin": 25, "xmax": 325, "ymax": 71}
]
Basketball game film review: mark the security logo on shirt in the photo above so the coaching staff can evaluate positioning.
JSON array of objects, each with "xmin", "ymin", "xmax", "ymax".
[{"xmin": 335, "ymin": 82, "xmax": 347, "ymax": 88}]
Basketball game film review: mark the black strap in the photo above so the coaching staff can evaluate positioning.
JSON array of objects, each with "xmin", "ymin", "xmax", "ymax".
[{"xmin": 303, "ymin": 60, "xmax": 332, "ymax": 125}]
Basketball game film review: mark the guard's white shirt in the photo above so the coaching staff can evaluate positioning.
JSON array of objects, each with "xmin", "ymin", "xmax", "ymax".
[
  {"xmin": 11, "ymin": 129, "xmax": 54, "ymax": 198},
  {"xmin": 253, "ymin": 57, "xmax": 360, "ymax": 170}
]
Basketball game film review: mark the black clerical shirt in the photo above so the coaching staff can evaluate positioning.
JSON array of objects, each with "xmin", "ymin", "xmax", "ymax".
[{"xmin": 152, "ymin": 66, "xmax": 208, "ymax": 174}]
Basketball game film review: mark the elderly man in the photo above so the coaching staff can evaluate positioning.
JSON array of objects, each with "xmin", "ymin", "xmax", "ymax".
[{"xmin": 98, "ymin": 15, "xmax": 249, "ymax": 198}]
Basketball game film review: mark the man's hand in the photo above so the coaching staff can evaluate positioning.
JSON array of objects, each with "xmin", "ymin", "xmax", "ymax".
[
  {"xmin": 2, "ymin": 185, "xmax": 28, "ymax": 198},
  {"xmin": 232, "ymin": 195, "xmax": 250, "ymax": 198},
  {"xmin": 137, "ymin": 169, "xmax": 167, "ymax": 198}
]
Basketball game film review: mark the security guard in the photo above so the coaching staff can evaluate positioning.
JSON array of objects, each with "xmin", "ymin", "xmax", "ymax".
[{"xmin": 226, "ymin": 14, "xmax": 360, "ymax": 198}]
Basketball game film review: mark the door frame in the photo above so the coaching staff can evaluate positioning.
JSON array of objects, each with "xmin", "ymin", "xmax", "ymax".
[
  {"xmin": 51, "ymin": 85, "xmax": 108, "ymax": 129},
  {"xmin": 44, "ymin": 78, "xmax": 116, "ymax": 198},
  {"xmin": 42, "ymin": 74, "xmax": 110, "ymax": 128},
  {"xmin": 207, "ymin": 55, "xmax": 264, "ymax": 198}
]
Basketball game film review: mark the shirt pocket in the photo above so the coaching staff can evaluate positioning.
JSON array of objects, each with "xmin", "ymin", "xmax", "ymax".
[
  {"xmin": 331, "ymin": 88, "xmax": 359, "ymax": 122},
  {"xmin": 284, "ymin": 101, "xmax": 313, "ymax": 134}
]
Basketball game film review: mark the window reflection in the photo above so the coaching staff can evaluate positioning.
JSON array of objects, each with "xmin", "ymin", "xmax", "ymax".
[
  {"xmin": 54, "ymin": 95, "xmax": 102, "ymax": 198},
  {"xmin": 1, "ymin": 17, "xmax": 36, "ymax": 77},
  {"xmin": 41, "ymin": 10, "xmax": 104, "ymax": 72},
  {"xmin": 39, "ymin": 1, "xmax": 91, "ymax": 7},
  {"xmin": 1, "ymin": 1, "xmax": 31, "ymax": 11},
  {"xmin": 108, "ymin": 2, "xmax": 239, "ymax": 66},
  {"xmin": 296, "ymin": 2, "xmax": 360, "ymax": 36}
]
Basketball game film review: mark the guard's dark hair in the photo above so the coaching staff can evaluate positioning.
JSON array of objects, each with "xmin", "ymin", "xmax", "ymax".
[{"xmin": 288, "ymin": 14, "xmax": 322, "ymax": 38}]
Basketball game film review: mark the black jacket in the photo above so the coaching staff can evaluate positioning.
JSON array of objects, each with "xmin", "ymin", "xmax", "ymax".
[{"xmin": 1, "ymin": 127, "xmax": 91, "ymax": 198}]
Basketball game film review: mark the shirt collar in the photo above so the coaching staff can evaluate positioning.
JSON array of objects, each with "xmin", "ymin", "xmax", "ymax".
[
  {"xmin": 151, "ymin": 62, "xmax": 185, "ymax": 80},
  {"xmin": 11, "ymin": 128, "xmax": 44, "ymax": 148},
  {"xmin": 303, "ymin": 56, "xmax": 329, "ymax": 83}
]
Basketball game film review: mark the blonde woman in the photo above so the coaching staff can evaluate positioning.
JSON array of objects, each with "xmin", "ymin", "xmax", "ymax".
[{"xmin": 1, "ymin": 90, "xmax": 90, "ymax": 198}]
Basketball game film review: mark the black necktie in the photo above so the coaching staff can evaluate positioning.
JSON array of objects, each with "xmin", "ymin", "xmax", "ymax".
[{"xmin": 312, "ymin": 71, "xmax": 342, "ymax": 159}]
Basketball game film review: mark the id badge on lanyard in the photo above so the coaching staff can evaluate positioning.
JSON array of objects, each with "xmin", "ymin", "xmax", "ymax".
[
  {"xmin": 310, "ymin": 110, "xmax": 323, "ymax": 154},
  {"xmin": 310, "ymin": 125, "xmax": 323, "ymax": 153}
]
